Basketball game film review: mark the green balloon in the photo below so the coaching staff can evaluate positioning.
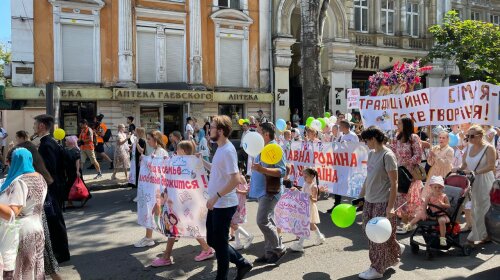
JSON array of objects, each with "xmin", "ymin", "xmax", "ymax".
[
  {"xmin": 306, "ymin": 117, "xmax": 314, "ymax": 127},
  {"xmin": 331, "ymin": 204, "xmax": 357, "ymax": 228},
  {"xmin": 318, "ymin": 118, "xmax": 326, "ymax": 129},
  {"xmin": 324, "ymin": 112, "xmax": 331, "ymax": 118}
]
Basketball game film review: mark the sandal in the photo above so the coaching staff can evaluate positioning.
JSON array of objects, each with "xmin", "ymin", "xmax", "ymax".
[{"xmin": 151, "ymin": 257, "xmax": 173, "ymax": 267}]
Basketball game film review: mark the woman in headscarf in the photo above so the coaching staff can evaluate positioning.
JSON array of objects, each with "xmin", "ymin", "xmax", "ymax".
[
  {"xmin": 13, "ymin": 130, "xmax": 62, "ymax": 279},
  {"xmin": 0, "ymin": 148, "xmax": 47, "ymax": 279}
]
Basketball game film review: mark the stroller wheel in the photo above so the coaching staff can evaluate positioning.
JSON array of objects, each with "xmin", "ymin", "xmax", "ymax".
[
  {"xmin": 410, "ymin": 243, "xmax": 419, "ymax": 254},
  {"xmin": 462, "ymin": 244, "xmax": 472, "ymax": 256}
]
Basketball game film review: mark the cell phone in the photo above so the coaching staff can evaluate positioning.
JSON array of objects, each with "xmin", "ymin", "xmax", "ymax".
[{"xmin": 351, "ymin": 197, "xmax": 365, "ymax": 206}]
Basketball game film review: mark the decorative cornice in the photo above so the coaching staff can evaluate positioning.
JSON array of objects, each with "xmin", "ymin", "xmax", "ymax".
[
  {"xmin": 48, "ymin": 0, "xmax": 105, "ymax": 10},
  {"xmin": 210, "ymin": 9, "xmax": 254, "ymax": 27},
  {"xmin": 135, "ymin": 7, "xmax": 187, "ymax": 23}
]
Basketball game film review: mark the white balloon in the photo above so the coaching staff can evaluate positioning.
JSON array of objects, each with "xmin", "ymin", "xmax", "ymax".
[
  {"xmin": 346, "ymin": 113, "xmax": 353, "ymax": 121},
  {"xmin": 329, "ymin": 116, "xmax": 337, "ymax": 124},
  {"xmin": 311, "ymin": 119, "xmax": 322, "ymax": 131},
  {"xmin": 242, "ymin": 132, "xmax": 265, "ymax": 157},
  {"xmin": 365, "ymin": 217, "xmax": 392, "ymax": 244}
]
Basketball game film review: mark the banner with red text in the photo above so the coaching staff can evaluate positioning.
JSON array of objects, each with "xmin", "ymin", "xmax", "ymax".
[
  {"xmin": 285, "ymin": 141, "xmax": 369, "ymax": 198},
  {"xmin": 358, "ymin": 89, "xmax": 431, "ymax": 130},
  {"xmin": 360, "ymin": 81, "xmax": 500, "ymax": 127},
  {"xmin": 347, "ymin": 88, "xmax": 361, "ymax": 109},
  {"xmin": 274, "ymin": 190, "xmax": 311, "ymax": 238},
  {"xmin": 137, "ymin": 155, "xmax": 208, "ymax": 238}
]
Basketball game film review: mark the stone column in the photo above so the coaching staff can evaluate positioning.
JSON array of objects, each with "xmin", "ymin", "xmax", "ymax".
[
  {"xmin": 118, "ymin": 0, "xmax": 134, "ymax": 86},
  {"xmin": 426, "ymin": 59, "xmax": 455, "ymax": 87},
  {"xmin": 190, "ymin": 0, "xmax": 203, "ymax": 84},
  {"xmin": 273, "ymin": 37, "xmax": 296, "ymax": 121},
  {"xmin": 326, "ymin": 42, "xmax": 356, "ymax": 113}
]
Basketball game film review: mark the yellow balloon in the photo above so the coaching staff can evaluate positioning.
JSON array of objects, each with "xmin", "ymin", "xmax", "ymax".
[
  {"xmin": 53, "ymin": 128, "xmax": 66, "ymax": 140},
  {"xmin": 238, "ymin": 119, "xmax": 244, "ymax": 126},
  {"xmin": 260, "ymin": 143, "xmax": 283, "ymax": 165}
]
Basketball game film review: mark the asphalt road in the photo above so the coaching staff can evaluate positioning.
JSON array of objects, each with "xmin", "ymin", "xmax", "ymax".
[{"xmin": 58, "ymin": 188, "xmax": 499, "ymax": 280}]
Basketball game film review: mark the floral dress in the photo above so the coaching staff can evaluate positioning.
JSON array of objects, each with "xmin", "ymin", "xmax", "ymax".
[
  {"xmin": 114, "ymin": 132, "xmax": 131, "ymax": 169},
  {"xmin": 390, "ymin": 134, "xmax": 423, "ymax": 218},
  {"xmin": 0, "ymin": 174, "xmax": 48, "ymax": 280}
]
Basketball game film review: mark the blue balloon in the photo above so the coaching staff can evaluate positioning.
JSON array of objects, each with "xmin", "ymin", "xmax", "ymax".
[
  {"xmin": 276, "ymin": 119, "xmax": 287, "ymax": 131},
  {"xmin": 449, "ymin": 132, "xmax": 459, "ymax": 147}
]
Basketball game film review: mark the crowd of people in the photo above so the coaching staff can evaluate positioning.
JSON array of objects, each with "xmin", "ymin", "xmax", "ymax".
[{"xmin": 0, "ymin": 108, "xmax": 496, "ymax": 280}]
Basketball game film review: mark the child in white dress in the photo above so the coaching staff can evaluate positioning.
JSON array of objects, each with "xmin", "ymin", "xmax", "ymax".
[{"xmin": 290, "ymin": 168, "xmax": 325, "ymax": 252}]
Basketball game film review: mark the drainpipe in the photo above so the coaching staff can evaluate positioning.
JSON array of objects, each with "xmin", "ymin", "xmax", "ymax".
[{"xmin": 269, "ymin": 0, "xmax": 275, "ymax": 122}]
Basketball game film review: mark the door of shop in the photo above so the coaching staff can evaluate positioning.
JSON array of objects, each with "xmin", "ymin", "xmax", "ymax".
[
  {"xmin": 60, "ymin": 101, "xmax": 96, "ymax": 136},
  {"xmin": 163, "ymin": 104, "xmax": 183, "ymax": 135}
]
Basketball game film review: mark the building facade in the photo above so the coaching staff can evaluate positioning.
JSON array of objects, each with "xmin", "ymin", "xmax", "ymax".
[
  {"xmin": 7, "ymin": 0, "xmax": 273, "ymax": 139},
  {"xmin": 271, "ymin": 0, "xmax": 500, "ymax": 120}
]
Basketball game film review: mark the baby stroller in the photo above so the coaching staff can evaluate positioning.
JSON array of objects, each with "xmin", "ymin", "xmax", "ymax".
[{"xmin": 409, "ymin": 171, "xmax": 474, "ymax": 259}]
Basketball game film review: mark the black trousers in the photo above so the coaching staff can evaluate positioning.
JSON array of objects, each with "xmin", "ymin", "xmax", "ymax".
[{"xmin": 206, "ymin": 207, "xmax": 246, "ymax": 280}]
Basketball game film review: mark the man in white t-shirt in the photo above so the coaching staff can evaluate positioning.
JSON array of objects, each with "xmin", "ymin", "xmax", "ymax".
[
  {"xmin": 201, "ymin": 115, "xmax": 252, "ymax": 280},
  {"xmin": 185, "ymin": 117, "xmax": 194, "ymax": 141}
]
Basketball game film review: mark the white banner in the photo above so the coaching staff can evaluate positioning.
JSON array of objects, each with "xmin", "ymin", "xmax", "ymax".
[
  {"xmin": 360, "ymin": 81, "xmax": 500, "ymax": 127},
  {"xmin": 285, "ymin": 141, "xmax": 369, "ymax": 198},
  {"xmin": 137, "ymin": 155, "xmax": 208, "ymax": 238}
]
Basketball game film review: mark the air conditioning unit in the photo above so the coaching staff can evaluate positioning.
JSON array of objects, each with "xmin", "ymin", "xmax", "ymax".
[{"xmin": 3, "ymin": 63, "xmax": 12, "ymax": 79}]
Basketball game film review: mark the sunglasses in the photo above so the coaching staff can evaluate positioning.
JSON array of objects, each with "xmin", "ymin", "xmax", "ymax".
[{"xmin": 464, "ymin": 134, "xmax": 480, "ymax": 139}]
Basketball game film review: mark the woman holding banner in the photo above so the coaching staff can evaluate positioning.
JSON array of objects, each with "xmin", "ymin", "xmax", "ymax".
[
  {"xmin": 391, "ymin": 117, "xmax": 423, "ymax": 234},
  {"xmin": 134, "ymin": 131, "xmax": 169, "ymax": 248},
  {"xmin": 457, "ymin": 125, "xmax": 495, "ymax": 244},
  {"xmin": 357, "ymin": 126, "xmax": 401, "ymax": 280}
]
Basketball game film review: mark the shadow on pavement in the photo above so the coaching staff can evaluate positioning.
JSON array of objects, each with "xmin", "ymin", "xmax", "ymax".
[
  {"xmin": 443, "ymin": 266, "xmax": 500, "ymax": 280},
  {"xmin": 303, "ymin": 271, "xmax": 333, "ymax": 280}
]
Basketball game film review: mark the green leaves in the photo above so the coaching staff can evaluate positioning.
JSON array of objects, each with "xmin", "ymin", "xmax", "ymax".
[
  {"xmin": 0, "ymin": 43, "xmax": 11, "ymax": 86},
  {"xmin": 427, "ymin": 10, "xmax": 500, "ymax": 84}
]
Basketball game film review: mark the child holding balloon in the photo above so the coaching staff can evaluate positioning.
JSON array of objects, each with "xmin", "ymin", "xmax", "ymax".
[
  {"xmin": 403, "ymin": 176, "xmax": 451, "ymax": 246},
  {"xmin": 290, "ymin": 168, "xmax": 325, "ymax": 252}
]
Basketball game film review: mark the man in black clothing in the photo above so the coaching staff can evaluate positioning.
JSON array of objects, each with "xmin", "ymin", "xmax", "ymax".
[
  {"xmin": 127, "ymin": 116, "xmax": 136, "ymax": 133},
  {"xmin": 34, "ymin": 114, "xmax": 71, "ymax": 263}
]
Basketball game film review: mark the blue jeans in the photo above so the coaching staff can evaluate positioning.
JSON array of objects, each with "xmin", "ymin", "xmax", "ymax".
[{"xmin": 206, "ymin": 206, "xmax": 246, "ymax": 280}]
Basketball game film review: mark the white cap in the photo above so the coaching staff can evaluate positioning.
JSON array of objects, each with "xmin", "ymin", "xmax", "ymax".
[{"xmin": 429, "ymin": 176, "xmax": 445, "ymax": 187}]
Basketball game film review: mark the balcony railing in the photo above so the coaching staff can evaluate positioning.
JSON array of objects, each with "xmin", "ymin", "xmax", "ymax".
[{"xmin": 350, "ymin": 32, "xmax": 433, "ymax": 50}]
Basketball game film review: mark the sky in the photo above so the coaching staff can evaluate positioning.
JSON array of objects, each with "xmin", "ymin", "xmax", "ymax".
[{"xmin": 0, "ymin": 0, "xmax": 11, "ymax": 47}]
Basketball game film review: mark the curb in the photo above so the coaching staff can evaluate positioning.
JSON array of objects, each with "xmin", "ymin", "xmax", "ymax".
[{"xmin": 88, "ymin": 182, "xmax": 129, "ymax": 192}]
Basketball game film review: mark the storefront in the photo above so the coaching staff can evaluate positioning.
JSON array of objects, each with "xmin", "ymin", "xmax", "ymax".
[{"xmin": 5, "ymin": 87, "xmax": 112, "ymax": 135}]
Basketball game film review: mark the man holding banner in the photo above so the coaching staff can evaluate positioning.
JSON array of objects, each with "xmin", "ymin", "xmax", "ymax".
[
  {"xmin": 250, "ymin": 122, "xmax": 287, "ymax": 264},
  {"xmin": 202, "ymin": 115, "xmax": 252, "ymax": 280}
]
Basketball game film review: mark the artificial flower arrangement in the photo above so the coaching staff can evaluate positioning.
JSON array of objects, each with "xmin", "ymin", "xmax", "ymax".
[{"xmin": 368, "ymin": 60, "xmax": 433, "ymax": 96}]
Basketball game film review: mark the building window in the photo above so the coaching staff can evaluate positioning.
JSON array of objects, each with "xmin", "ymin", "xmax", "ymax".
[
  {"xmin": 491, "ymin": 14, "xmax": 499, "ymax": 25},
  {"xmin": 471, "ymin": 11, "xmax": 480, "ymax": 20},
  {"xmin": 219, "ymin": 37, "xmax": 244, "ymax": 87},
  {"xmin": 381, "ymin": 0, "xmax": 394, "ymax": 34},
  {"xmin": 61, "ymin": 23, "xmax": 95, "ymax": 82},
  {"xmin": 136, "ymin": 27, "xmax": 186, "ymax": 83},
  {"xmin": 406, "ymin": 3, "xmax": 419, "ymax": 37},
  {"xmin": 354, "ymin": 0, "xmax": 368, "ymax": 32},
  {"xmin": 219, "ymin": 0, "xmax": 240, "ymax": 9}
]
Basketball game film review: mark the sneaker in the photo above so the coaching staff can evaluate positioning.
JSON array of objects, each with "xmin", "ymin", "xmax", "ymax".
[
  {"xmin": 134, "ymin": 237, "xmax": 155, "ymax": 248},
  {"xmin": 235, "ymin": 261, "xmax": 253, "ymax": 280},
  {"xmin": 94, "ymin": 173, "xmax": 102, "ymax": 180},
  {"xmin": 399, "ymin": 242, "xmax": 405, "ymax": 255},
  {"xmin": 233, "ymin": 242, "xmax": 244, "ymax": 250},
  {"xmin": 242, "ymin": 235, "xmax": 254, "ymax": 249},
  {"xmin": 194, "ymin": 249, "xmax": 215, "ymax": 261},
  {"xmin": 289, "ymin": 242, "xmax": 304, "ymax": 252},
  {"xmin": 132, "ymin": 196, "xmax": 138, "ymax": 203},
  {"xmin": 314, "ymin": 233, "xmax": 325, "ymax": 246},
  {"xmin": 440, "ymin": 237, "xmax": 447, "ymax": 246},
  {"xmin": 396, "ymin": 226, "xmax": 408, "ymax": 235},
  {"xmin": 358, "ymin": 267, "xmax": 383, "ymax": 280},
  {"xmin": 253, "ymin": 255, "xmax": 269, "ymax": 263},
  {"xmin": 267, "ymin": 250, "xmax": 286, "ymax": 263},
  {"xmin": 151, "ymin": 257, "xmax": 172, "ymax": 267}
]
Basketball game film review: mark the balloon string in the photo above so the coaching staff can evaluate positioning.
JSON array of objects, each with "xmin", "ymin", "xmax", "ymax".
[{"xmin": 394, "ymin": 201, "xmax": 408, "ymax": 212}]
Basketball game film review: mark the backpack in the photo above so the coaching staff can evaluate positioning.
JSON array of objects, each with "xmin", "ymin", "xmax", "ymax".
[{"xmin": 103, "ymin": 128, "xmax": 112, "ymax": 143}]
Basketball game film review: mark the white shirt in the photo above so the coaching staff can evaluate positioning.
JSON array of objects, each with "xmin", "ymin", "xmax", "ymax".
[
  {"xmin": 0, "ymin": 128, "xmax": 7, "ymax": 146},
  {"xmin": 340, "ymin": 131, "xmax": 359, "ymax": 143},
  {"xmin": 486, "ymin": 127, "xmax": 497, "ymax": 146},
  {"xmin": 185, "ymin": 123, "xmax": 194, "ymax": 140},
  {"xmin": 208, "ymin": 141, "xmax": 239, "ymax": 208}
]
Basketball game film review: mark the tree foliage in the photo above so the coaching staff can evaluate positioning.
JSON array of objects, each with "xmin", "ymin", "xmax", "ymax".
[
  {"xmin": 427, "ymin": 10, "xmax": 500, "ymax": 84},
  {"xmin": 0, "ymin": 43, "xmax": 12, "ymax": 86}
]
